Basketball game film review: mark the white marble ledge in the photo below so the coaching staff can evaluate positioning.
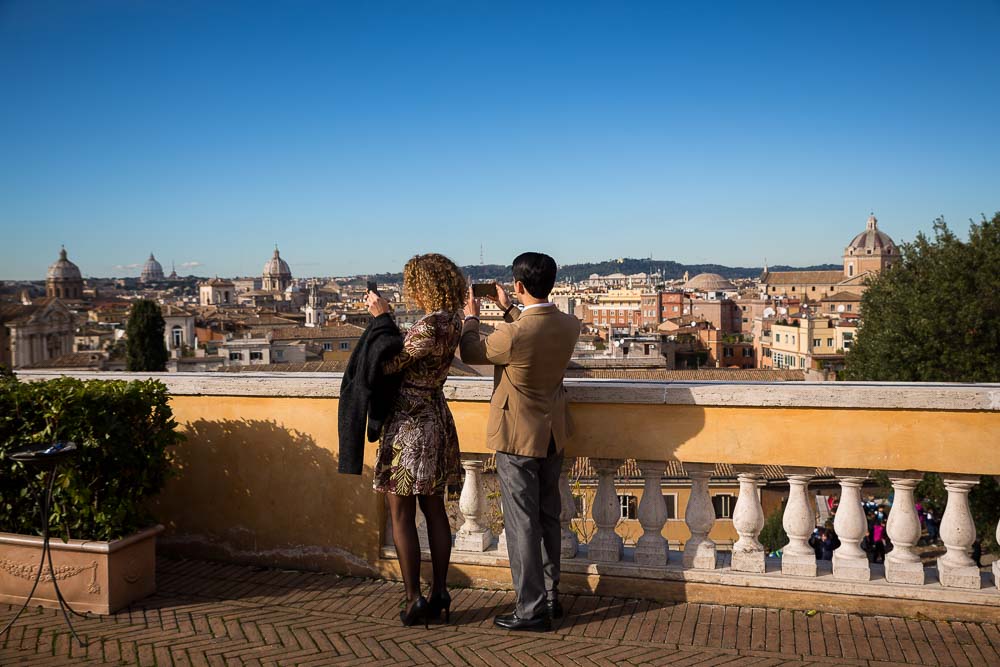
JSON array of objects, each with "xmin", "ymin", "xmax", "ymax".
[{"xmin": 15, "ymin": 371, "xmax": 1000, "ymax": 411}]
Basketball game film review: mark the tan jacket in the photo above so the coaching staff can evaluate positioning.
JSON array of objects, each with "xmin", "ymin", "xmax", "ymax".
[{"xmin": 459, "ymin": 304, "xmax": 581, "ymax": 457}]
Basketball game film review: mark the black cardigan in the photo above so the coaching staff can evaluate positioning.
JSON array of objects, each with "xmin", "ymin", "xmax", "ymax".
[{"xmin": 337, "ymin": 313, "xmax": 404, "ymax": 475}]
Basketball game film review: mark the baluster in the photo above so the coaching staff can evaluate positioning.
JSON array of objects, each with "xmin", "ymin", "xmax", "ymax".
[
  {"xmin": 937, "ymin": 475, "xmax": 981, "ymax": 589},
  {"xmin": 588, "ymin": 458, "xmax": 624, "ymax": 562},
  {"xmin": 682, "ymin": 463, "xmax": 717, "ymax": 569},
  {"xmin": 635, "ymin": 461, "xmax": 669, "ymax": 566},
  {"xmin": 832, "ymin": 470, "xmax": 871, "ymax": 581},
  {"xmin": 454, "ymin": 458, "xmax": 493, "ymax": 551},
  {"xmin": 731, "ymin": 468, "xmax": 766, "ymax": 573},
  {"xmin": 885, "ymin": 472, "xmax": 925, "ymax": 585},
  {"xmin": 781, "ymin": 470, "xmax": 817, "ymax": 577},
  {"xmin": 994, "ymin": 511, "xmax": 1000, "ymax": 591},
  {"xmin": 559, "ymin": 456, "xmax": 579, "ymax": 559}
]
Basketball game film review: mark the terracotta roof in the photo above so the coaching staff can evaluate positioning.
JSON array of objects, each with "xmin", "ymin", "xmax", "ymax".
[
  {"xmin": 25, "ymin": 352, "xmax": 106, "ymax": 369},
  {"xmin": 762, "ymin": 271, "xmax": 843, "ymax": 285},
  {"xmin": 0, "ymin": 302, "xmax": 37, "ymax": 324},
  {"xmin": 217, "ymin": 357, "xmax": 480, "ymax": 376},
  {"xmin": 564, "ymin": 368, "xmax": 806, "ymax": 381},
  {"xmin": 269, "ymin": 324, "xmax": 366, "ymax": 341},
  {"xmin": 481, "ymin": 457, "xmax": 833, "ymax": 481},
  {"xmin": 821, "ymin": 291, "xmax": 862, "ymax": 302}
]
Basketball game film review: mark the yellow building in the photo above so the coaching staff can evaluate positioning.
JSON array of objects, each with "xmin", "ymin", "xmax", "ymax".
[{"xmin": 770, "ymin": 316, "xmax": 839, "ymax": 370}]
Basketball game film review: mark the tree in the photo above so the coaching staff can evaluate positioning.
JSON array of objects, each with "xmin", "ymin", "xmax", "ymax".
[
  {"xmin": 847, "ymin": 212, "xmax": 1000, "ymax": 549},
  {"xmin": 845, "ymin": 212, "xmax": 1000, "ymax": 382},
  {"xmin": 125, "ymin": 300, "xmax": 168, "ymax": 372},
  {"xmin": 759, "ymin": 503, "xmax": 788, "ymax": 555}
]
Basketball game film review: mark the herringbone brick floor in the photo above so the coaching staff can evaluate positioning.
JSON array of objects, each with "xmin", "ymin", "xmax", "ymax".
[{"xmin": 2, "ymin": 557, "xmax": 998, "ymax": 666}]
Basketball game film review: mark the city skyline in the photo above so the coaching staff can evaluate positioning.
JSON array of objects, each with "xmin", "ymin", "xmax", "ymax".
[{"xmin": 3, "ymin": 1, "xmax": 999, "ymax": 279}]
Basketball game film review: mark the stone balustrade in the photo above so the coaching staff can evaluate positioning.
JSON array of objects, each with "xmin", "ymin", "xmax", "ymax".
[
  {"xmin": 447, "ymin": 455, "xmax": 1000, "ymax": 599},
  {"xmin": 15, "ymin": 371, "xmax": 1000, "ymax": 620}
]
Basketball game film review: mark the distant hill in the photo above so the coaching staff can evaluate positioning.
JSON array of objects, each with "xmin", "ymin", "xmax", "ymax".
[{"xmin": 366, "ymin": 258, "xmax": 840, "ymax": 284}]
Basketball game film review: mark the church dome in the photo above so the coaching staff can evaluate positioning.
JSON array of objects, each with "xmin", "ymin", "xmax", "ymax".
[
  {"xmin": 263, "ymin": 246, "xmax": 292, "ymax": 278},
  {"xmin": 141, "ymin": 253, "xmax": 165, "ymax": 282},
  {"xmin": 683, "ymin": 272, "xmax": 735, "ymax": 291},
  {"xmin": 847, "ymin": 215, "xmax": 895, "ymax": 255},
  {"xmin": 47, "ymin": 247, "xmax": 82, "ymax": 280}
]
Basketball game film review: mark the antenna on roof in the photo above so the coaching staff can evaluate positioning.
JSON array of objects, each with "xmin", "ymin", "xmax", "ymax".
[{"xmin": 480, "ymin": 243, "xmax": 484, "ymax": 265}]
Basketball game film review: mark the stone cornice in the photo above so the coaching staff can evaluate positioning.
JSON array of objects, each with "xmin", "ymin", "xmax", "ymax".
[{"xmin": 15, "ymin": 371, "xmax": 1000, "ymax": 411}]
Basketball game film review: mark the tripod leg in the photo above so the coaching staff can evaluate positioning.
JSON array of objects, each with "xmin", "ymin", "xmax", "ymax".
[
  {"xmin": 41, "ymin": 470, "xmax": 88, "ymax": 647},
  {"xmin": 0, "ymin": 472, "xmax": 54, "ymax": 638}
]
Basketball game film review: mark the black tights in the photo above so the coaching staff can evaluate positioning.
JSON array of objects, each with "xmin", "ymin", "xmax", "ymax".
[{"xmin": 388, "ymin": 493, "xmax": 451, "ymax": 602}]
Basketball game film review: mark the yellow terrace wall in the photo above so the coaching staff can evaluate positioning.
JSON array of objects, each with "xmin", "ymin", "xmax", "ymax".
[{"xmin": 15, "ymin": 372, "xmax": 1000, "ymax": 582}]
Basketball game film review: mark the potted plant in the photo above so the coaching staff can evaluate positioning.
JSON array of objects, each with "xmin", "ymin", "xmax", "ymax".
[{"xmin": 0, "ymin": 375, "xmax": 182, "ymax": 614}]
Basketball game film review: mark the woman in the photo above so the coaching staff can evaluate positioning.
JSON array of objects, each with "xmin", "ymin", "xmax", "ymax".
[{"xmin": 366, "ymin": 253, "xmax": 465, "ymax": 628}]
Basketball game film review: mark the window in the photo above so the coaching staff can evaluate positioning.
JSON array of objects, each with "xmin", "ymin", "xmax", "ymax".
[
  {"xmin": 800, "ymin": 357, "xmax": 805, "ymax": 368},
  {"xmin": 791, "ymin": 336, "xmax": 795, "ymax": 344},
  {"xmin": 791, "ymin": 286, "xmax": 795, "ymax": 292},
  {"xmin": 323, "ymin": 342, "xmax": 332, "ymax": 351},
  {"xmin": 229, "ymin": 352, "xmax": 242, "ymax": 361},
  {"xmin": 847, "ymin": 304, "xmax": 853, "ymax": 311},
  {"xmin": 662, "ymin": 494, "xmax": 677, "ymax": 520},
  {"xmin": 275, "ymin": 350, "xmax": 284, "ymax": 359},
  {"xmin": 712, "ymin": 494, "xmax": 737, "ymax": 519},
  {"xmin": 827, "ymin": 338, "xmax": 833, "ymax": 346},
  {"xmin": 573, "ymin": 495, "xmax": 585, "ymax": 518},
  {"xmin": 618, "ymin": 494, "xmax": 637, "ymax": 520},
  {"xmin": 812, "ymin": 339, "xmax": 821, "ymax": 347},
  {"xmin": 774, "ymin": 333, "xmax": 780, "ymax": 342},
  {"xmin": 171, "ymin": 326, "xmax": 183, "ymax": 348},
  {"xmin": 339, "ymin": 341, "xmax": 350, "ymax": 350},
  {"xmin": 811, "ymin": 286, "xmax": 815, "ymax": 291},
  {"xmin": 249, "ymin": 351, "xmax": 263, "ymax": 361}
]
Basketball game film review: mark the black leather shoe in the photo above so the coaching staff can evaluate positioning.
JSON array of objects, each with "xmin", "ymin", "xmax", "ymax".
[
  {"xmin": 493, "ymin": 613, "xmax": 552, "ymax": 632},
  {"xmin": 547, "ymin": 599, "xmax": 564, "ymax": 619}
]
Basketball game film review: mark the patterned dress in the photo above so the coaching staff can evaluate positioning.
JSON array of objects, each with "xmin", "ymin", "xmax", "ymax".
[{"xmin": 373, "ymin": 310, "xmax": 463, "ymax": 496}]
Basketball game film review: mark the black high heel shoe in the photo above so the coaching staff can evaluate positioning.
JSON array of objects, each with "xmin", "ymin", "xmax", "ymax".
[
  {"xmin": 400, "ymin": 595, "xmax": 430, "ymax": 629},
  {"xmin": 428, "ymin": 590, "xmax": 452, "ymax": 623}
]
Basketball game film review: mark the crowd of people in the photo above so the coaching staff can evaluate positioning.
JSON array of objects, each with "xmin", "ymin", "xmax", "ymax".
[{"xmin": 808, "ymin": 494, "xmax": 985, "ymax": 567}]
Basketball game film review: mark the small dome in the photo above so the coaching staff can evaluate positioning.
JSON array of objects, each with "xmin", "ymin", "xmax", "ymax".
[
  {"xmin": 141, "ymin": 253, "xmax": 164, "ymax": 281},
  {"xmin": 47, "ymin": 247, "xmax": 82, "ymax": 280},
  {"xmin": 847, "ymin": 215, "xmax": 895, "ymax": 254},
  {"xmin": 263, "ymin": 246, "xmax": 291, "ymax": 278},
  {"xmin": 684, "ymin": 272, "xmax": 735, "ymax": 291}
]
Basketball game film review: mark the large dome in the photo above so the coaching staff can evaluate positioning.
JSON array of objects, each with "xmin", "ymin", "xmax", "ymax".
[
  {"xmin": 683, "ymin": 272, "xmax": 735, "ymax": 291},
  {"xmin": 47, "ymin": 247, "xmax": 82, "ymax": 280},
  {"xmin": 263, "ymin": 246, "xmax": 291, "ymax": 277},
  {"xmin": 141, "ymin": 253, "xmax": 164, "ymax": 282},
  {"xmin": 847, "ymin": 215, "xmax": 895, "ymax": 254}
]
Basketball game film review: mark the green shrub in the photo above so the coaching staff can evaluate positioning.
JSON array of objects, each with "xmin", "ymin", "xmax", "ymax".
[
  {"xmin": 759, "ymin": 503, "xmax": 788, "ymax": 555},
  {"xmin": 0, "ymin": 375, "xmax": 182, "ymax": 541}
]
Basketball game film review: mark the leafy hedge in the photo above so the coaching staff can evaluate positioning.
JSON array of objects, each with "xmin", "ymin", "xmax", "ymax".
[{"xmin": 0, "ymin": 375, "xmax": 182, "ymax": 541}]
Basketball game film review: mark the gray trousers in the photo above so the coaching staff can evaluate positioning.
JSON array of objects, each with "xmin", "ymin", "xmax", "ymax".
[{"xmin": 496, "ymin": 446, "xmax": 563, "ymax": 619}]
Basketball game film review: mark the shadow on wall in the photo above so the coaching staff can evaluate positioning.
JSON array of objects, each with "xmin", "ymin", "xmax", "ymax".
[{"xmin": 150, "ymin": 418, "xmax": 379, "ymax": 576}]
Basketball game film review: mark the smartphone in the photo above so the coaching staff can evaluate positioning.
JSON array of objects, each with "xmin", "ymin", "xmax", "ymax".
[
  {"xmin": 472, "ymin": 283, "xmax": 496, "ymax": 299},
  {"xmin": 366, "ymin": 280, "xmax": 379, "ymax": 296}
]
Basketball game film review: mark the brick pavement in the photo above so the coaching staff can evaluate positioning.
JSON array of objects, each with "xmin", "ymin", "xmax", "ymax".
[{"xmin": 2, "ymin": 557, "xmax": 998, "ymax": 666}]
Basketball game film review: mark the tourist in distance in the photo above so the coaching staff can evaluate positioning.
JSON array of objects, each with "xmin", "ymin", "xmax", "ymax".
[
  {"xmin": 460, "ymin": 252, "xmax": 581, "ymax": 632},
  {"xmin": 365, "ymin": 254, "xmax": 466, "ymax": 628}
]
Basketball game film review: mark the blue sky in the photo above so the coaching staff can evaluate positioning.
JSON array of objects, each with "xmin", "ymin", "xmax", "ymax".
[{"xmin": 2, "ymin": 1, "xmax": 999, "ymax": 280}]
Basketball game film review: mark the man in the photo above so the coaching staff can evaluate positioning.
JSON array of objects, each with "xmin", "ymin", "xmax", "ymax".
[{"xmin": 460, "ymin": 252, "xmax": 580, "ymax": 632}]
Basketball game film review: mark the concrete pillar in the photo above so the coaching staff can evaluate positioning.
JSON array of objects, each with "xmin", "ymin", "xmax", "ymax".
[
  {"xmin": 588, "ymin": 458, "xmax": 623, "ymax": 562},
  {"xmin": 832, "ymin": 471, "xmax": 871, "ymax": 581},
  {"xmin": 938, "ymin": 475, "xmax": 981, "ymax": 589},
  {"xmin": 635, "ymin": 461, "xmax": 669, "ymax": 566},
  {"xmin": 455, "ymin": 458, "xmax": 493, "ymax": 551},
  {"xmin": 683, "ymin": 463, "xmax": 717, "ymax": 569},
  {"xmin": 885, "ymin": 473, "xmax": 926, "ymax": 585},
  {"xmin": 559, "ymin": 457, "xmax": 578, "ymax": 559},
  {"xmin": 731, "ymin": 469, "xmax": 766, "ymax": 573},
  {"xmin": 781, "ymin": 471, "xmax": 817, "ymax": 577}
]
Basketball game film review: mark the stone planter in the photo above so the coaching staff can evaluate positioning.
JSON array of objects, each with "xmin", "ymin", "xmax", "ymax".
[{"xmin": 0, "ymin": 524, "xmax": 163, "ymax": 615}]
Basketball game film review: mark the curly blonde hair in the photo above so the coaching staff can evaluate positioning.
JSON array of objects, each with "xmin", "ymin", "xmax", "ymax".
[{"xmin": 403, "ymin": 253, "xmax": 466, "ymax": 313}]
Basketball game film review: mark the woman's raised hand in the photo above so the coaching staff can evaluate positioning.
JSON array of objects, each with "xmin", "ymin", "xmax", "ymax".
[{"xmin": 366, "ymin": 290, "xmax": 391, "ymax": 317}]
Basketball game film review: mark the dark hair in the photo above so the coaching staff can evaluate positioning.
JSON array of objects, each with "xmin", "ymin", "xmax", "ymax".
[{"xmin": 512, "ymin": 252, "xmax": 557, "ymax": 299}]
